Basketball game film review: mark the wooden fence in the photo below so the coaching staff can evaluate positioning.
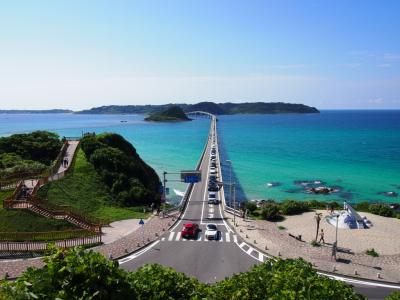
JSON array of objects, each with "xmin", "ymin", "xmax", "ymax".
[{"xmin": 0, "ymin": 235, "xmax": 102, "ymax": 252}]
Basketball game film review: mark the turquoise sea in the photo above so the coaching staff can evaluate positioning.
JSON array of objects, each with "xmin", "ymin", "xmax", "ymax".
[{"xmin": 0, "ymin": 111, "xmax": 399, "ymax": 205}]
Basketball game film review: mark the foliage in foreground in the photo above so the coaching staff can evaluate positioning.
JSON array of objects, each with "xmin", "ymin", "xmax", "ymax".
[{"xmin": 0, "ymin": 246, "xmax": 366, "ymax": 300}]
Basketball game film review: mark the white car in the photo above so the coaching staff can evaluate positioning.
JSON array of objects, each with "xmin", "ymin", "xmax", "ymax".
[
  {"xmin": 208, "ymin": 192, "xmax": 217, "ymax": 204},
  {"xmin": 205, "ymin": 224, "xmax": 218, "ymax": 240},
  {"xmin": 209, "ymin": 169, "xmax": 217, "ymax": 175}
]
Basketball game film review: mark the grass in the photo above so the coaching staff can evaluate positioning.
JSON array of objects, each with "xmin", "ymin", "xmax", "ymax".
[
  {"xmin": 277, "ymin": 225, "xmax": 286, "ymax": 230},
  {"xmin": 37, "ymin": 149, "xmax": 150, "ymax": 222},
  {"xmin": 0, "ymin": 189, "xmax": 79, "ymax": 234}
]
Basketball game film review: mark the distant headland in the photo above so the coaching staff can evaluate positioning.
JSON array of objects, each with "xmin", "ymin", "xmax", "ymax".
[
  {"xmin": 144, "ymin": 105, "xmax": 191, "ymax": 122},
  {"xmin": 76, "ymin": 102, "xmax": 319, "ymax": 115},
  {"xmin": 0, "ymin": 109, "xmax": 73, "ymax": 114}
]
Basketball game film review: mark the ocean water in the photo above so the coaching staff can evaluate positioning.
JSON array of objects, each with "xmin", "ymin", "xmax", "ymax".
[
  {"xmin": 0, "ymin": 113, "xmax": 210, "ymax": 204},
  {"xmin": 1, "ymin": 110, "xmax": 399, "ymax": 205},
  {"xmin": 218, "ymin": 110, "xmax": 400, "ymax": 205}
]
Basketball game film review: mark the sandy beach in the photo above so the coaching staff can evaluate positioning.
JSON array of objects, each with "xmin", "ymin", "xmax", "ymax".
[{"xmin": 276, "ymin": 209, "xmax": 400, "ymax": 255}]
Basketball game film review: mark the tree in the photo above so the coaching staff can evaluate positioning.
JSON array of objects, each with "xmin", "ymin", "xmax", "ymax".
[
  {"xmin": 315, "ymin": 212, "xmax": 322, "ymax": 241},
  {"xmin": 244, "ymin": 201, "xmax": 257, "ymax": 214}
]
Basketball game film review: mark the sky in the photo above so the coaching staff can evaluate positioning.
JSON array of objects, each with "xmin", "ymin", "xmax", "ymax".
[{"xmin": 0, "ymin": 0, "xmax": 399, "ymax": 110}]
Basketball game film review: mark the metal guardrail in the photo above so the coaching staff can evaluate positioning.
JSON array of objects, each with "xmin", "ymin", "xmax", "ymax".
[{"xmin": 165, "ymin": 115, "xmax": 215, "ymax": 215}]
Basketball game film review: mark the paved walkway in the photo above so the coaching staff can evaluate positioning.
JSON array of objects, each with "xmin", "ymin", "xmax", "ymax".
[
  {"xmin": 226, "ymin": 213, "xmax": 400, "ymax": 283},
  {"xmin": 101, "ymin": 219, "xmax": 141, "ymax": 244},
  {"xmin": 56, "ymin": 141, "xmax": 79, "ymax": 174}
]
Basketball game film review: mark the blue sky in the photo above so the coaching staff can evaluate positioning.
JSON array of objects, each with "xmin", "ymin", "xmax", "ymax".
[{"xmin": 0, "ymin": 0, "xmax": 399, "ymax": 109}]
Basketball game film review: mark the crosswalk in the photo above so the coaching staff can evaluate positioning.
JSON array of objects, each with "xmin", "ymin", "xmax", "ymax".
[{"xmin": 161, "ymin": 231, "xmax": 238, "ymax": 243}]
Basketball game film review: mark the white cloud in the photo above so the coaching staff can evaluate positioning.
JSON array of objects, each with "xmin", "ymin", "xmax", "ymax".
[{"xmin": 383, "ymin": 53, "xmax": 400, "ymax": 60}]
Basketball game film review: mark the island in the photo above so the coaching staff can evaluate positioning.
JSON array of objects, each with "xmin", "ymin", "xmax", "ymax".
[
  {"xmin": 144, "ymin": 105, "xmax": 191, "ymax": 122},
  {"xmin": 76, "ymin": 101, "xmax": 319, "ymax": 115}
]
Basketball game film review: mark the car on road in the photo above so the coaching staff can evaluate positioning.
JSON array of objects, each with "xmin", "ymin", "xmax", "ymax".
[
  {"xmin": 205, "ymin": 224, "xmax": 218, "ymax": 240},
  {"xmin": 208, "ymin": 183, "xmax": 219, "ymax": 192},
  {"xmin": 181, "ymin": 223, "xmax": 199, "ymax": 239},
  {"xmin": 208, "ymin": 192, "xmax": 218, "ymax": 204},
  {"xmin": 209, "ymin": 169, "xmax": 217, "ymax": 175}
]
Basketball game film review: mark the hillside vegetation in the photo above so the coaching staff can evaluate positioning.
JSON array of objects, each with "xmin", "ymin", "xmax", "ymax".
[
  {"xmin": 145, "ymin": 105, "xmax": 191, "ymax": 122},
  {"xmin": 80, "ymin": 133, "xmax": 161, "ymax": 207},
  {"xmin": 0, "ymin": 131, "xmax": 62, "ymax": 180},
  {"xmin": 38, "ymin": 149, "xmax": 150, "ymax": 221},
  {"xmin": 76, "ymin": 101, "xmax": 319, "ymax": 115}
]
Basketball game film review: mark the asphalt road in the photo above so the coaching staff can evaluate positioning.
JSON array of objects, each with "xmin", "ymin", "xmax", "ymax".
[
  {"xmin": 120, "ymin": 116, "xmax": 400, "ymax": 299},
  {"xmin": 121, "ymin": 118, "xmax": 261, "ymax": 282}
]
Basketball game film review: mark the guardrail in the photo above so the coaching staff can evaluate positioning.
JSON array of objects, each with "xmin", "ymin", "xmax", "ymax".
[{"xmin": 165, "ymin": 116, "xmax": 215, "ymax": 215}]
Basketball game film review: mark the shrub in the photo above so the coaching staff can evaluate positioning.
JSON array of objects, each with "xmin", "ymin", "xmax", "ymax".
[
  {"xmin": 244, "ymin": 201, "xmax": 257, "ymax": 214},
  {"xmin": 369, "ymin": 203, "xmax": 394, "ymax": 217},
  {"xmin": 354, "ymin": 201, "xmax": 371, "ymax": 212},
  {"xmin": 365, "ymin": 248, "xmax": 379, "ymax": 257},
  {"xmin": 386, "ymin": 291, "xmax": 400, "ymax": 299},
  {"xmin": 311, "ymin": 239, "xmax": 321, "ymax": 247},
  {"xmin": 0, "ymin": 247, "xmax": 365, "ymax": 300},
  {"xmin": 261, "ymin": 202, "xmax": 281, "ymax": 221},
  {"xmin": 279, "ymin": 200, "xmax": 309, "ymax": 215}
]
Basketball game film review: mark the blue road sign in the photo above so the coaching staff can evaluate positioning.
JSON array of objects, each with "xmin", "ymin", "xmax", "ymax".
[
  {"xmin": 139, "ymin": 219, "xmax": 144, "ymax": 225},
  {"xmin": 184, "ymin": 175, "xmax": 200, "ymax": 183}
]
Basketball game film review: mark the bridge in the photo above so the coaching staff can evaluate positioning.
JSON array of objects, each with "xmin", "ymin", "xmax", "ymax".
[{"xmin": 186, "ymin": 111, "xmax": 215, "ymax": 119}]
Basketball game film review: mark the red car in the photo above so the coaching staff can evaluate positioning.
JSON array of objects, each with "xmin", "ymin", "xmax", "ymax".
[{"xmin": 181, "ymin": 223, "xmax": 199, "ymax": 239}]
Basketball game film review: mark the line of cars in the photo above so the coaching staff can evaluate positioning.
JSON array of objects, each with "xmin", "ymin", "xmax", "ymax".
[
  {"xmin": 208, "ymin": 140, "xmax": 220, "ymax": 204},
  {"xmin": 181, "ymin": 131, "xmax": 220, "ymax": 241}
]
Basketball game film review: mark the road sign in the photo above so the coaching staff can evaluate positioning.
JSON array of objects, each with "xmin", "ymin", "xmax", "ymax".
[
  {"xmin": 139, "ymin": 219, "xmax": 144, "ymax": 225},
  {"xmin": 181, "ymin": 170, "xmax": 201, "ymax": 183},
  {"xmin": 160, "ymin": 186, "xmax": 170, "ymax": 195}
]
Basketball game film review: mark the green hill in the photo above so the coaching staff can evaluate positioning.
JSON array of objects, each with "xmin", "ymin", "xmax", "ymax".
[
  {"xmin": 145, "ymin": 105, "xmax": 191, "ymax": 122},
  {"xmin": 77, "ymin": 101, "xmax": 319, "ymax": 115}
]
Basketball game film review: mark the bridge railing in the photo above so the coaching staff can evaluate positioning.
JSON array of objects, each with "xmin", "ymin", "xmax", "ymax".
[{"xmin": 165, "ymin": 115, "xmax": 215, "ymax": 215}]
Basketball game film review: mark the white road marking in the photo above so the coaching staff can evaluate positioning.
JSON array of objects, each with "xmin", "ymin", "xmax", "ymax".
[
  {"xmin": 161, "ymin": 237, "xmax": 165, "ymax": 241},
  {"xmin": 219, "ymin": 235, "xmax": 223, "ymax": 242},
  {"xmin": 196, "ymin": 234, "xmax": 202, "ymax": 241},
  {"xmin": 118, "ymin": 240, "xmax": 160, "ymax": 265},
  {"xmin": 208, "ymin": 213, "xmax": 214, "ymax": 218},
  {"xmin": 258, "ymin": 252, "xmax": 263, "ymax": 261},
  {"xmin": 238, "ymin": 242, "xmax": 246, "ymax": 248},
  {"xmin": 175, "ymin": 232, "xmax": 181, "ymax": 241},
  {"xmin": 168, "ymin": 232, "xmax": 175, "ymax": 241},
  {"xmin": 233, "ymin": 235, "xmax": 238, "ymax": 243},
  {"xmin": 209, "ymin": 208, "xmax": 214, "ymax": 213},
  {"xmin": 246, "ymin": 247, "xmax": 254, "ymax": 255},
  {"xmin": 225, "ymin": 232, "xmax": 230, "ymax": 242}
]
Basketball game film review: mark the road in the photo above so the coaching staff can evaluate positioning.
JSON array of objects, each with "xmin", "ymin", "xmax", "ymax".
[
  {"xmin": 120, "ymin": 117, "xmax": 264, "ymax": 282},
  {"xmin": 120, "ymin": 115, "xmax": 400, "ymax": 298}
]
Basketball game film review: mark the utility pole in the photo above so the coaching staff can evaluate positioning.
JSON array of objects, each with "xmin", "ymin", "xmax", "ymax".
[{"xmin": 162, "ymin": 171, "xmax": 167, "ymax": 217}]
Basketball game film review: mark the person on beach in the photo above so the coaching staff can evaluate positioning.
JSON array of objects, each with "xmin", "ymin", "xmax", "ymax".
[{"xmin": 319, "ymin": 229, "xmax": 325, "ymax": 244}]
